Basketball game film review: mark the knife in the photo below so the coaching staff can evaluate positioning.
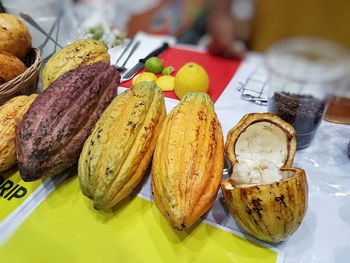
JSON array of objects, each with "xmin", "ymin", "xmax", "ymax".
[{"xmin": 121, "ymin": 42, "xmax": 169, "ymax": 82}]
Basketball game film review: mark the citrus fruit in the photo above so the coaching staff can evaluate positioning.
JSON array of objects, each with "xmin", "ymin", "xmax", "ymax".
[
  {"xmin": 156, "ymin": 75, "xmax": 175, "ymax": 91},
  {"xmin": 174, "ymin": 62, "xmax": 209, "ymax": 99},
  {"xmin": 162, "ymin": 66, "xmax": 175, "ymax": 75},
  {"xmin": 145, "ymin": 57, "xmax": 164, "ymax": 74},
  {"xmin": 132, "ymin": 72, "xmax": 158, "ymax": 86}
]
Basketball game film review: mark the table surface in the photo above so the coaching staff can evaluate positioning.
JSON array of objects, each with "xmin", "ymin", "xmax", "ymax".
[{"xmin": 0, "ymin": 33, "xmax": 349, "ymax": 263}]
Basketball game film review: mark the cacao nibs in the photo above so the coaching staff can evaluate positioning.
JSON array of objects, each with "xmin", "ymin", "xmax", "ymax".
[{"xmin": 268, "ymin": 92, "xmax": 326, "ymax": 148}]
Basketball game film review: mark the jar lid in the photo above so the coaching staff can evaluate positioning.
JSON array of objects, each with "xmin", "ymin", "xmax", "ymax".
[{"xmin": 265, "ymin": 37, "xmax": 349, "ymax": 84}]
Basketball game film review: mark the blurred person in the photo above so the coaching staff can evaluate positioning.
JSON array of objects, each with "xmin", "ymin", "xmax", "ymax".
[
  {"xmin": 208, "ymin": 0, "xmax": 350, "ymax": 125},
  {"xmin": 74, "ymin": 0, "xmax": 207, "ymax": 37},
  {"xmin": 127, "ymin": 0, "xmax": 207, "ymax": 37},
  {"xmin": 73, "ymin": 0, "xmax": 162, "ymax": 33},
  {"xmin": 207, "ymin": 0, "xmax": 350, "ymax": 58}
]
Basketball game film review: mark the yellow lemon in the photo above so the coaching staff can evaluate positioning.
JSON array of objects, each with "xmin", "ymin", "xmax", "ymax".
[
  {"xmin": 174, "ymin": 62, "xmax": 209, "ymax": 99},
  {"xmin": 132, "ymin": 72, "xmax": 158, "ymax": 86},
  {"xmin": 156, "ymin": 75, "xmax": 175, "ymax": 91}
]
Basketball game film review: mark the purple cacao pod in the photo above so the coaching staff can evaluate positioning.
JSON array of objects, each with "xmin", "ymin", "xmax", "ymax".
[{"xmin": 16, "ymin": 62, "xmax": 120, "ymax": 181}]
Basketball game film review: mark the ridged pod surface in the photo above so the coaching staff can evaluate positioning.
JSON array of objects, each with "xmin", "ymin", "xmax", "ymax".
[
  {"xmin": 79, "ymin": 82, "xmax": 166, "ymax": 210},
  {"xmin": 42, "ymin": 39, "xmax": 110, "ymax": 88},
  {"xmin": 0, "ymin": 94, "xmax": 37, "ymax": 172},
  {"xmin": 152, "ymin": 92, "xmax": 224, "ymax": 230},
  {"xmin": 16, "ymin": 62, "xmax": 119, "ymax": 181}
]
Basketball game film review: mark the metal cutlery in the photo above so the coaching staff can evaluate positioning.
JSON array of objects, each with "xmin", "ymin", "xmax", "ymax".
[
  {"xmin": 19, "ymin": 12, "xmax": 63, "ymax": 49},
  {"xmin": 121, "ymin": 42, "xmax": 169, "ymax": 82},
  {"xmin": 38, "ymin": 9, "xmax": 63, "ymax": 52},
  {"xmin": 114, "ymin": 38, "xmax": 134, "ymax": 68},
  {"xmin": 115, "ymin": 40, "xmax": 140, "ymax": 73}
]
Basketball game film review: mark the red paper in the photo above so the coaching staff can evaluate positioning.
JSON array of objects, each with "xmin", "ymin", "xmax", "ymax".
[{"xmin": 122, "ymin": 47, "xmax": 241, "ymax": 103}]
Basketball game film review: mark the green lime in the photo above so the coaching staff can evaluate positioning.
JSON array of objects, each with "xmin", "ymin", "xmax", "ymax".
[
  {"xmin": 162, "ymin": 66, "xmax": 175, "ymax": 75},
  {"xmin": 145, "ymin": 57, "xmax": 164, "ymax": 74}
]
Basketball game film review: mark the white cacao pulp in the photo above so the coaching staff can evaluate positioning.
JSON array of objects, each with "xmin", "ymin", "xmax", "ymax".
[{"xmin": 232, "ymin": 121, "xmax": 289, "ymax": 185}]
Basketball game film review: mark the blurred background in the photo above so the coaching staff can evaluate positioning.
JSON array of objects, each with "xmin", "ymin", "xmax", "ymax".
[
  {"xmin": 1, "ymin": 0, "xmax": 350, "ymax": 51},
  {"xmin": 1, "ymin": 0, "xmax": 349, "ymax": 124}
]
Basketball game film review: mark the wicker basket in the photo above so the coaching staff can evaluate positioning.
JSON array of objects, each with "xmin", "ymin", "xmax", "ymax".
[{"xmin": 0, "ymin": 48, "xmax": 42, "ymax": 105}]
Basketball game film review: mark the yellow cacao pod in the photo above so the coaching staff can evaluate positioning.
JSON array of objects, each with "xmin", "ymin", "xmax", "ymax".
[
  {"xmin": 222, "ymin": 168, "xmax": 308, "ymax": 243},
  {"xmin": 42, "ymin": 39, "xmax": 110, "ymax": 89},
  {"xmin": 152, "ymin": 92, "xmax": 224, "ymax": 230},
  {"xmin": 0, "ymin": 94, "xmax": 37, "ymax": 172},
  {"xmin": 79, "ymin": 82, "xmax": 166, "ymax": 210}
]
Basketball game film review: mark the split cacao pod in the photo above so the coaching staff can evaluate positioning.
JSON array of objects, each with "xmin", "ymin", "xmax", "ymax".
[
  {"xmin": 0, "ymin": 94, "xmax": 37, "ymax": 172},
  {"xmin": 222, "ymin": 113, "xmax": 308, "ymax": 242},
  {"xmin": 42, "ymin": 39, "xmax": 110, "ymax": 89},
  {"xmin": 79, "ymin": 82, "xmax": 166, "ymax": 210},
  {"xmin": 16, "ymin": 62, "xmax": 120, "ymax": 181},
  {"xmin": 222, "ymin": 168, "xmax": 308, "ymax": 243},
  {"xmin": 152, "ymin": 92, "xmax": 224, "ymax": 230}
]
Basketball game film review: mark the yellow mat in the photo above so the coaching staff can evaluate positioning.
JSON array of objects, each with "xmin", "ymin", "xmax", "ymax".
[
  {"xmin": 0, "ymin": 168, "xmax": 42, "ymax": 222},
  {"xmin": 0, "ymin": 175, "xmax": 279, "ymax": 263}
]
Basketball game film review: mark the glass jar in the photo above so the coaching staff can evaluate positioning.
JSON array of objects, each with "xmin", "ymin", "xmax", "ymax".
[
  {"xmin": 325, "ymin": 96, "xmax": 350, "ymax": 124},
  {"xmin": 325, "ymin": 72, "xmax": 350, "ymax": 124},
  {"xmin": 265, "ymin": 37, "xmax": 349, "ymax": 149}
]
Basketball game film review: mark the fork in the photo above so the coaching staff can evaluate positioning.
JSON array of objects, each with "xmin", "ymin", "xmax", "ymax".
[{"xmin": 115, "ymin": 40, "xmax": 141, "ymax": 72}]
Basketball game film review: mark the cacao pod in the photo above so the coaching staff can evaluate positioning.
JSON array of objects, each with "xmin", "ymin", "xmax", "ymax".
[
  {"xmin": 152, "ymin": 92, "xmax": 224, "ymax": 230},
  {"xmin": 0, "ymin": 14, "xmax": 32, "ymax": 59},
  {"xmin": 42, "ymin": 39, "xmax": 110, "ymax": 89},
  {"xmin": 0, "ymin": 51, "xmax": 27, "ymax": 83},
  {"xmin": 0, "ymin": 94, "xmax": 37, "ymax": 172},
  {"xmin": 79, "ymin": 82, "xmax": 166, "ymax": 210},
  {"xmin": 222, "ymin": 113, "xmax": 308, "ymax": 243},
  {"xmin": 222, "ymin": 168, "xmax": 308, "ymax": 243},
  {"xmin": 16, "ymin": 62, "xmax": 120, "ymax": 181}
]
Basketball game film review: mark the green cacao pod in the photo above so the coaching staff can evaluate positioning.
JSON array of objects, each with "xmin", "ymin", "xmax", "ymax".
[
  {"xmin": 42, "ymin": 39, "xmax": 110, "ymax": 89},
  {"xmin": 79, "ymin": 82, "xmax": 166, "ymax": 210}
]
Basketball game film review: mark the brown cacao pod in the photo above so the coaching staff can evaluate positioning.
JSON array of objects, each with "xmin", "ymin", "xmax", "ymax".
[
  {"xmin": 0, "ymin": 13, "xmax": 32, "ymax": 59},
  {"xmin": 79, "ymin": 82, "xmax": 166, "ymax": 210},
  {"xmin": 16, "ymin": 62, "xmax": 120, "ymax": 181},
  {"xmin": 0, "ymin": 51, "xmax": 27, "ymax": 83},
  {"xmin": 0, "ymin": 94, "xmax": 37, "ymax": 172},
  {"xmin": 152, "ymin": 92, "xmax": 224, "ymax": 230}
]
